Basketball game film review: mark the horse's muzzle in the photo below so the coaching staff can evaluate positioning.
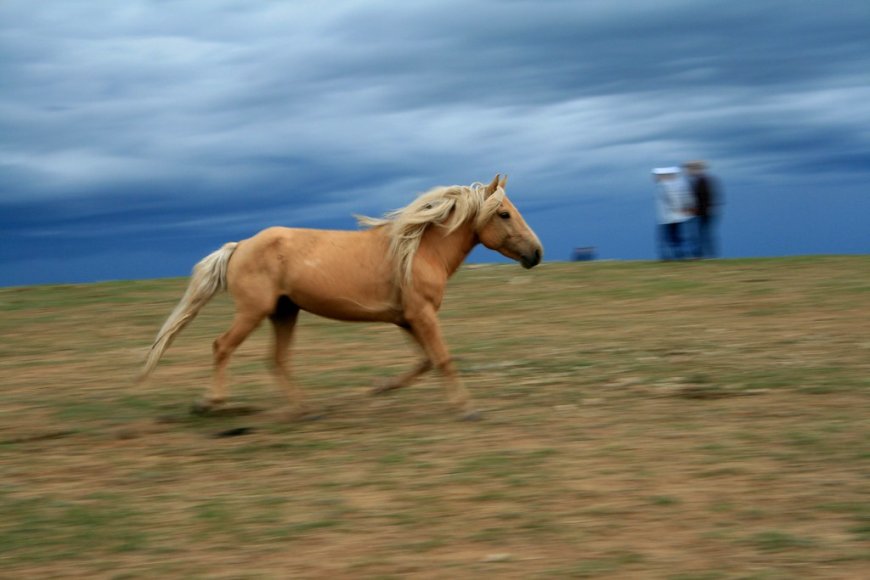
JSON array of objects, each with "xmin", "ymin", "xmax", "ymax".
[{"xmin": 521, "ymin": 247, "xmax": 542, "ymax": 269}]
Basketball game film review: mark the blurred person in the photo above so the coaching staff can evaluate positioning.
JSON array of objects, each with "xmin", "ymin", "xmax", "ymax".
[
  {"xmin": 652, "ymin": 167, "xmax": 693, "ymax": 260},
  {"xmin": 684, "ymin": 160, "xmax": 722, "ymax": 258}
]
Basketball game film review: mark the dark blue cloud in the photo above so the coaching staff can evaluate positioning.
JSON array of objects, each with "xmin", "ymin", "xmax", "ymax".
[{"xmin": 1, "ymin": 0, "xmax": 869, "ymax": 286}]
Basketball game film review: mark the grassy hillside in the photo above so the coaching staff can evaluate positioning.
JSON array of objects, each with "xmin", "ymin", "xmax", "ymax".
[{"xmin": 1, "ymin": 256, "xmax": 868, "ymax": 578}]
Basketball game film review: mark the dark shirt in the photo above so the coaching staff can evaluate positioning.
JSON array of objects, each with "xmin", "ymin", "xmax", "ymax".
[{"xmin": 690, "ymin": 174, "xmax": 718, "ymax": 217}]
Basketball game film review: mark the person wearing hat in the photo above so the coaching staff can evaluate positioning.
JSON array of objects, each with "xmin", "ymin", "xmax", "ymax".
[
  {"xmin": 652, "ymin": 167, "xmax": 693, "ymax": 260},
  {"xmin": 683, "ymin": 160, "xmax": 721, "ymax": 258}
]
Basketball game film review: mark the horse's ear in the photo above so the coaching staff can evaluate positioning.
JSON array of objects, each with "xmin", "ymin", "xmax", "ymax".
[
  {"xmin": 484, "ymin": 174, "xmax": 500, "ymax": 198},
  {"xmin": 499, "ymin": 175, "xmax": 508, "ymax": 190}
]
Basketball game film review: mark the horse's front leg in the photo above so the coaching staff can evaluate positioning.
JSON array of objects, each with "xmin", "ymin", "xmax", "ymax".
[{"xmin": 405, "ymin": 305, "xmax": 480, "ymax": 421}]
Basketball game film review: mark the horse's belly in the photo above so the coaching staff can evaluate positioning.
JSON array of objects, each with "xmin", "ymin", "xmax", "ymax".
[
  {"xmin": 284, "ymin": 267, "xmax": 399, "ymax": 323},
  {"xmin": 291, "ymin": 289, "xmax": 398, "ymax": 323}
]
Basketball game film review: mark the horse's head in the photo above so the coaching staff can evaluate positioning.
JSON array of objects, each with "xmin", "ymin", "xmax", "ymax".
[{"xmin": 476, "ymin": 175, "xmax": 543, "ymax": 269}]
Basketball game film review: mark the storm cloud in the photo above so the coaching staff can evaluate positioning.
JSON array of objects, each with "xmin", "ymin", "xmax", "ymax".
[{"xmin": 2, "ymin": 1, "xmax": 869, "ymax": 284}]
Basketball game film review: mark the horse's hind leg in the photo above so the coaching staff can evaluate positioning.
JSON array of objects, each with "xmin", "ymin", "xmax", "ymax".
[
  {"xmin": 269, "ymin": 298, "xmax": 312, "ymax": 419},
  {"xmin": 192, "ymin": 311, "xmax": 265, "ymax": 414}
]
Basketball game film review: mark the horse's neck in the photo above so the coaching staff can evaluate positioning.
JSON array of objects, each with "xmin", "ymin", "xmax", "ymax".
[{"xmin": 418, "ymin": 219, "xmax": 478, "ymax": 279}]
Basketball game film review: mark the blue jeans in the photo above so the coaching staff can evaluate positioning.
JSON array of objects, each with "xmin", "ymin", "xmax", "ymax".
[
  {"xmin": 659, "ymin": 222, "xmax": 687, "ymax": 260},
  {"xmin": 694, "ymin": 215, "xmax": 718, "ymax": 258}
]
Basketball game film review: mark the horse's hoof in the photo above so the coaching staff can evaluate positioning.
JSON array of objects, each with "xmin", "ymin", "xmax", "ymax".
[
  {"xmin": 459, "ymin": 409, "xmax": 482, "ymax": 422},
  {"xmin": 370, "ymin": 379, "xmax": 395, "ymax": 396}
]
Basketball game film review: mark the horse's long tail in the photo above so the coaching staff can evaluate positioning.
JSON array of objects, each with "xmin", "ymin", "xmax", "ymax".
[{"xmin": 138, "ymin": 242, "xmax": 239, "ymax": 382}]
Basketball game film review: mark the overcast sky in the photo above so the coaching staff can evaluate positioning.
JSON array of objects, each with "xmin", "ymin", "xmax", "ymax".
[{"xmin": 2, "ymin": 0, "xmax": 868, "ymax": 286}]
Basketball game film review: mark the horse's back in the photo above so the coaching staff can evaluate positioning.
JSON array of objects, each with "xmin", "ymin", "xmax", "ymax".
[{"xmin": 227, "ymin": 226, "xmax": 398, "ymax": 321}]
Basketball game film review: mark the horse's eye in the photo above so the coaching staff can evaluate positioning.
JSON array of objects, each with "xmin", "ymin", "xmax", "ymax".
[{"xmin": 498, "ymin": 211, "xmax": 511, "ymax": 219}]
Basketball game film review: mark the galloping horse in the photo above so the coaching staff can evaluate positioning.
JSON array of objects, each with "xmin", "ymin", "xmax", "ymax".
[{"xmin": 139, "ymin": 175, "xmax": 543, "ymax": 420}]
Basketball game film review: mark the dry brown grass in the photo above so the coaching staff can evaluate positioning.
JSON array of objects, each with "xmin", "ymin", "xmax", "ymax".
[{"xmin": 1, "ymin": 256, "xmax": 868, "ymax": 578}]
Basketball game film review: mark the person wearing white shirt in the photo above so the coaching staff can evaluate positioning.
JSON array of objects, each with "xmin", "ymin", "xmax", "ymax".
[{"xmin": 652, "ymin": 167, "xmax": 693, "ymax": 260}]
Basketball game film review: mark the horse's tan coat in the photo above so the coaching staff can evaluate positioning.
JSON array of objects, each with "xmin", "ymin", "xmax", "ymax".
[{"xmin": 141, "ymin": 175, "xmax": 542, "ymax": 419}]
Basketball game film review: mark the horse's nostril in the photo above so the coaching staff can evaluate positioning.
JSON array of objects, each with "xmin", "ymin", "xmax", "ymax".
[{"xmin": 522, "ymin": 248, "xmax": 542, "ymax": 269}]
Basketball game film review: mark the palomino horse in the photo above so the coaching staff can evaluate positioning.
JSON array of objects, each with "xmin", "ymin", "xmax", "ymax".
[{"xmin": 139, "ymin": 175, "xmax": 542, "ymax": 420}]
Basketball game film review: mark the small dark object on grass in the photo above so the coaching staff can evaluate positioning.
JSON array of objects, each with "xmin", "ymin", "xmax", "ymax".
[
  {"xmin": 2, "ymin": 430, "xmax": 76, "ymax": 445},
  {"xmin": 214, "ymin": 427, "xmax": 254, "ymax": 438},
  {"xmin": 461, "ymin": 409, "xmax": 483, "ymax": 422}
]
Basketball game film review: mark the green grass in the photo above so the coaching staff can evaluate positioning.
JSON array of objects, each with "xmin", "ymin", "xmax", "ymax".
[
  {"xmin": 747, "ymin": 530, "xmax": 815, "ymax": 552},
  {"xmin": 0, "ymin": 256, "xmax": 868, "ymax": 577},
  {"xmin": 0, "ymin": 492, "xmax": 149, "ymax": 562}
]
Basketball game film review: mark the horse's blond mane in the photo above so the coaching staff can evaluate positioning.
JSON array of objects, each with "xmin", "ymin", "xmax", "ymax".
[{"xmin": 357, "ymin": 182, "xmax": 505, "ymax": 287}]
